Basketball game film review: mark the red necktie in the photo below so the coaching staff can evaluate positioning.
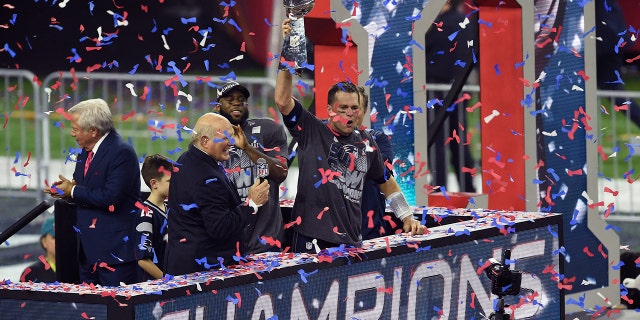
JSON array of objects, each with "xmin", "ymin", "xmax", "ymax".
[{"xmin": 84, "ymin": 150, "xmax": 94, "ymax": 176}]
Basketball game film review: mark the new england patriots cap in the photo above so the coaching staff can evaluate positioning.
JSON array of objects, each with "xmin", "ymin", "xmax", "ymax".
[{"xmin": 217, "ymin": 81, "xmax": 250, "ymax": 101}]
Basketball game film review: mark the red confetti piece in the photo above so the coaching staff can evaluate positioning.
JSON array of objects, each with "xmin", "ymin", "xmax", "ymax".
[
  {"xmin": 567, "ymin": 169, "xmax": 582, "ymax": 176},
  {"xmin": 476, "ymin": 260, "xmax": 492, "ymax": 275},
  {"xmin": 382, "ymin": 215, "xmax": 397, "ymax": 229},
  {"xmin": 20, "ymin": 268, "xmax": 31, "ymax": 282},
  {"xmin": 121, "ymin": 110, "xmax": 135, "ymax": 121},
  {"xmin": 284, "ymin": 216, "xmax": 302, "ymax": 229},
  {"xmin": 366, "ymin": 210, "xmax": 374, "ymax": 228},
  {"xmin": 23, "ymin": 151, "xmax": 31, "ymax": 167},
  {"xmin": 268, "ymin": 107, "xmax": 280, "ymax": 124},
  {"xmin": 316, "ymin": 207, "xmax": 329, "ymax": 220},
  {"xmin": 603, "ymin": 203, "xmax": 615, "ymax": 218},
  {"xmin": 89, "ymin": 218, "xmax": 97, "ymax": 228},
  {"xmin": 38, "ymin": 254, "xmax": 51, "ymax": 270},
  {"xmin": 377, "ymin": 286, "xmax": 393, "ymax": 295},
  {"xmin": 108, "ymin": 205, "xmax": 115, "ymax": 212},
  {"xmin": 98, "ymin": 262, "xmax": 116, "ymax": 272},
  {"xmin": 597, "ymin": 244, "xmax": 608, "ymax": 259},
  {"xmin": 583, "ymin": 246, "xmax": 594, "ymax": 257},
  {"xmin": 55, "ymin": 107, "xmax": 72, "ymax": 120},
  {"xmin": 603, "ymin": 187, "xmax": 618, "ymax": 196},
  {"xmin": 576, "ymin": 70, "xmax": 589, "ymax": 81}
]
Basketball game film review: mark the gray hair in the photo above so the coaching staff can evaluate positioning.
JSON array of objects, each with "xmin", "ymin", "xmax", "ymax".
[{"xmin": 68, "ymin": 98, "xmax": 114, "ymax": 135}]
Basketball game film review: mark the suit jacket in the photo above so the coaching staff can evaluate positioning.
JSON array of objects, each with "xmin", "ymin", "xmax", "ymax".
[
  {"xmin": 165, "ymin": 144, "xmax": 257, "ymax": 276},
  {"xmin": 72, "ymin": 130, "xmax": 140, "ymax": 266}
]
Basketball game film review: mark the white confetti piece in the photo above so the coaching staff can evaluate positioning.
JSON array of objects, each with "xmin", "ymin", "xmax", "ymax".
[
  {"xmin": 125, "ymin": 83, "xmax": 137, "ymax": 97},
  {"xmin": 483, "ymin": 109, "xmax": 500, "ymax": 123}
]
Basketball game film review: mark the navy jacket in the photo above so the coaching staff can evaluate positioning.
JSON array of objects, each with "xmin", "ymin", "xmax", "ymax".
[
  {"xmin": 164, "ymin": 144, "xmax": 257, "ymax": 276},
  {"xmin": 72, "ymin": 130, "xmax": 140, "ymax": 266}
]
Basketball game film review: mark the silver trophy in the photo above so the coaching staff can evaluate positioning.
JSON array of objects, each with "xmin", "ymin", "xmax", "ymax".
[{"xmin": 282, "ymin": 0, "xmax": 315, "ymax": 69}]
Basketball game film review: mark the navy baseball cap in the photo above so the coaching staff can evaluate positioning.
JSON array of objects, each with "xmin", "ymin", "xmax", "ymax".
[{"xmin": 217, "ymin": 81, "xmax": 250, "ymax": 101}]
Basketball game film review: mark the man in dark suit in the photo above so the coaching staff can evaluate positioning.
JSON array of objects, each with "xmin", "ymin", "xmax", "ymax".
[
  {"xmin": 164, "ymin": 113, "xmax": 270, "ymax": 276},
  {"xmin": 45, "ymin": 98, "xmax": 140, "ymax": 286}
]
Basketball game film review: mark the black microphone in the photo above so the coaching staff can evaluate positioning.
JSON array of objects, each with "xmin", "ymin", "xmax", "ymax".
[{"xmin": 257, "ymin": 158, "xmax": 269, "ymax": 183}]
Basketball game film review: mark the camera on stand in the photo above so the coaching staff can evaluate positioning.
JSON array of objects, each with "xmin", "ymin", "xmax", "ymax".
[{"xmin": 484, "ymin": 249, "xmax": 523, "ymax": 320}]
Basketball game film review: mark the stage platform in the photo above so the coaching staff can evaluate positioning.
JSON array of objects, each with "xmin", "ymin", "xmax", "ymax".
[{"xmin": 0, "ymin": 208, "xmax": 563, "ymax": 319}]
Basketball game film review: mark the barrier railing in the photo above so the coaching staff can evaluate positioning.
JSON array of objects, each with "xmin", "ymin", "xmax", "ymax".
[
  {"xmin": 0, "ymin": 69, "xmax": 43, "ymax": 201},
  {"xmin": 1, "ymin": 69, "xmax": 639, "ymax": 216}
]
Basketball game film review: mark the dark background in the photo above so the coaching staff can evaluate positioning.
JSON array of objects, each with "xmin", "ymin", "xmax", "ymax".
[{"xmin": 0, "ymin": 0, "xmax": 267, "ymax": 77}]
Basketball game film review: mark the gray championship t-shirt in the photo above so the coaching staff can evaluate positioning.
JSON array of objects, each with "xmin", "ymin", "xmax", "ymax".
[
  {"xmin": 284, "ymin": 100, "xmax": 386, "ymax": 245},
  {"xmin": 222, "ymin": 118, "xmax": 288, "ymax": 254}
]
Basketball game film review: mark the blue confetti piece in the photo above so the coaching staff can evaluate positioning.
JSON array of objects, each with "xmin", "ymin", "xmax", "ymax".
[
  {"xmin": 227, "ymin": 18, "xmax": 242, "ymax": 32},
  {"xmin": 552, "ymin": 246, "xmax": 566, "ymax": 256},
  {"xmin": 181, "ymin": 17, "xmax": 197, "ymax": 24},
  {"xmin": 180, "ymin": 203, "xmax": 198, "ymax": 211},
  {"xmin": 167, "ymin": 61, "xmax": 188, "ymax": 87},
  {"xmin": 440, "ymin": 186, "xmax": 449, "ymax": 200},
  {"xmin": 220, "ymin": 1, "xmax": 237, "ymax": 7},
  {"xmin": 219, "ymin": 71, "xmax": 238, "ymax": 82},
  {"xmin": 477, "ymin": 19, "xmax": 492, "ymax": 28},
  {"xmin": 226, "ymin": 294, "xmax": 240, "ymax": 305},
  {"xmin": 167, "ymin": 147, "xmax": 182, "ymax": 155},
  {"xmin": 3, "ymin": 43, "xmax": 16, "ymax": 58},
  {"xmin": 298, "ymin": 268, "xmax": 318, "ymax": 283},
  {"xmin": 454, "ymin": 229, "xmax": 471, "ymax": 236},
  {"xmin": 111, "ymin": 253, "xmax": 123, "ymax": 262},
  {"xmin": 128, "ymin": 64, "xmax": 139, "ymax": 74},
  {"xmin": 605, "ymin": 224, "xmax": 621, "ymax": 232},
  {"xmin": 73, "ymin": 226, "xmax": 82, "ymax": 234},
  {"xmin": 547, "ymin": 225, "xmax": 558, "ymax": 238},
  {"xmin": 411, "ymin": 39, "xmax": 426, "ymax": 51},
  {"xmin": 612, "ymin": 261, "xmax": 624, "ymax": 271}
]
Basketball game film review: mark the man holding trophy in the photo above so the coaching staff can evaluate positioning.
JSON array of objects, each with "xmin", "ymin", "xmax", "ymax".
[{"xmin": 275, "ymin": 14, "xmax": 425, "ymax": 253}]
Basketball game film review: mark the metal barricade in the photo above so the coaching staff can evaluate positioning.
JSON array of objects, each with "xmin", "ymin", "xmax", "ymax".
[
  {"xmin": 37, "ymin": 72, "xmax": 309, "ymax": 197},
  {"xmin": 0, "ymin": 69, "xmax": 43, "ymax": 202},
  {"xmin": 596, "ymin": 89, "xmax": 640, "ymax": 218},
  {"xmin": 1, "ymin": 68, "xmax": 638, "ymax": 217}
]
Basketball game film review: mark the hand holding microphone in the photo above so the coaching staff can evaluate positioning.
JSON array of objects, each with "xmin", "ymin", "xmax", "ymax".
[
  {"xmin": 247, "ymin": 158, "xmax": 270, "ymax": 212},
  {"xmin": 257, "ymin": 158, "xmax": 269, "ymax": 183}
]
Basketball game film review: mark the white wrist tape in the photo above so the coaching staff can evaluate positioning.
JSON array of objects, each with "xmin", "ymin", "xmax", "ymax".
[
  {"xmin": 387, "ymin": 191, "xmax": 412, "ymax": 221},
  {"xmin": 248, "ymin": 199, "xmax": 261, "ymax": 214}
]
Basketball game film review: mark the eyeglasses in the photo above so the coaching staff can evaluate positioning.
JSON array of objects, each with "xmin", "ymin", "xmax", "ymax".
[{"xmin": 220, "ymin": 98, "xmax": 248, "ymax": 107}]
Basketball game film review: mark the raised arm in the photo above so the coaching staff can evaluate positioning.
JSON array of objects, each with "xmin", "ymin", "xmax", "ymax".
[
  {"xmin": 233, "ymin": 125, "xmax": 288, "ymax": 183},
  {"xmin": 274, "ymin": 18, "xmax": 295, "ymax": 116},
  {"xmin": 275, "ymin": 70, "xmax": 295, "ymax": 116}
]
